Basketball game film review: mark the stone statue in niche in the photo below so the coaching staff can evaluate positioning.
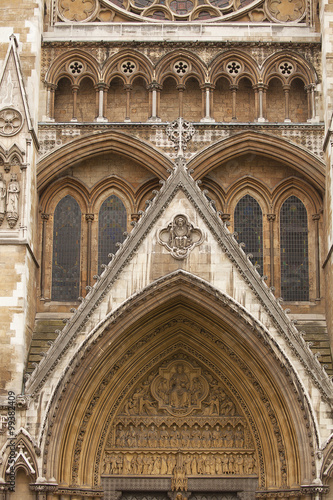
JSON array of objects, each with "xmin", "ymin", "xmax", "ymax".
[
  {"xmin": 158, "ymin": 214, "xmax": 203, "ymax": 260},
  {"xmin": 6, "ymin": 173, "xmax": 19, "ymax": 228},
  {"xmin": 0, "ymin": 173, "xmax": 6, "ymax": 226}
]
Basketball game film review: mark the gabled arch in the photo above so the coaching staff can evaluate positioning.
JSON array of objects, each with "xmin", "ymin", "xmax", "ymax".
[
  {"xmin": 37, "ymin": 131, "xmax": 173, "ymax": 192},
  {"xmin": 188, "ymin": 131, "xmax": 325, "ymax": 191}
]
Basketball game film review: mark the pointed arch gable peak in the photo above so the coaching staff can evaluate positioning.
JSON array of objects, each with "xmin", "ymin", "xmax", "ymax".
[
  {"xmin": 37, "ymin": 131, "xmax": 173, "ymax": 192},
  {"xmin": 188, "ymin": 130, "xmax": 325, "ymax": 191}
]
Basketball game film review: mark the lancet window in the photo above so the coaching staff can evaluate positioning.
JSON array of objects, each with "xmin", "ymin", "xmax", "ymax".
[
  {"xmin": 280, "ymin": 196, "xmax": 309, "ymax": 301},
  {"xmin": 234, "ymin": 195, "xmax": 263, "ymax": 275},
  {"xmin": 98, "ymin": 195, "xmax": 127, "ymax": 273},
  {"xmin": 51, "ymin": 195, "xmax": 81, "ymax": 301}
]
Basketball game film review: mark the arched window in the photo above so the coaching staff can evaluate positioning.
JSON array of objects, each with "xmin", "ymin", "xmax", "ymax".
[
  {"xmin": 98, "ymin": 195, "xmax": 127, "ymax": 273},
  {"xmin": 280, "ymin": 196, "xmax": 309, "ymax": 301},
  {"xmin": 52, "ymin": 195, "xmax": 81, "ymax": 301},
  {"xmin": 234, "ymin": 195, "xmax": 263, "ymax": 275}
]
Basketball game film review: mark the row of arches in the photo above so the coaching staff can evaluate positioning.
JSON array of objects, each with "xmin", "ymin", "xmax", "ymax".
[
  {"xmin": 42, "ymin": 190, "xmax": 315, "ymax": 304},
  {"xmin": 52, "ymin": 74, "xmax": 309, "ymax": 124},
  {"xmin": 44, "ymin": 49, "xmax": 317, "ymax": 123}
]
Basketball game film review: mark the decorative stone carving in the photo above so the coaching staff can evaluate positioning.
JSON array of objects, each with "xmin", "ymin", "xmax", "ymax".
[
  {"xmin": 0, "ymin": 174, "xmax": 6, "ymax": 226},
  {"xmin": 166, "ymin": 118, "xmax": 195, "ymax": 157},
  {"xmin": 57, "ymin": 0, "xmax": 98, "ymax": 21},
  {"xmin": 158, "ymin": 214, "xmax": 203, "ymax": 260},
  {"xmin": 0, "ymin": 108, "xmax": 23, "ymax": 136},
  {"xmin": 6, "ymin": 442, "xmax": 36, "ymax": 475},
  {"xmin": 102, "ymin": 357, "xmax": 257, "ymax": 478},
  {"xmin": 6, "ymin": 173, "xmax": 19, "ymax": 228},
  {"xmin": 151, "ymin": 360, "xmax": 209, "ymax": 415},
  {"xmin": 265, "ymin": 0, "xmax": 305, "ymax": 22}
]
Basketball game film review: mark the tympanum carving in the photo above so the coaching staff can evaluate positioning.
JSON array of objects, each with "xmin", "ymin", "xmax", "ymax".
[{"xmin": 102, "ymin": 357, "xmax": 257, "ymax": 478}]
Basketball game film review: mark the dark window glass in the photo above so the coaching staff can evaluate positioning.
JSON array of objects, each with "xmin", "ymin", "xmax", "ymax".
[
  {"xmin": 52, "ymin": 195, "xmax": 81, "ymax": 301},
  {"xmin": 234, "ymin": 195, "xmax": 263, "ymax": 275},
  {"xmin": 98, "ymin": 195, "xmax": 127, "ymax": 273},
  {"xmin": 280, "ymin": 196, "xmax": 309, "ymax": 301}
]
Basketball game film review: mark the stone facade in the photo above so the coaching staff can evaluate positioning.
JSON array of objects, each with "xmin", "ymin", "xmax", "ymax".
[{"xmin": 1, "ymin": 0, "xmax": 333, "ymax": 499}]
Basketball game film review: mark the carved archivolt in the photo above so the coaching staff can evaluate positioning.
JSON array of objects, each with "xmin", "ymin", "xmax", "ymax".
[{"xmin": 101, "ymin": 357, "xmax": 257, "ymax": 478}]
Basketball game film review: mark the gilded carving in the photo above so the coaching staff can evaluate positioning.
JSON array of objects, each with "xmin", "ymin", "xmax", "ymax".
[{"xmin": 158, "ymin": 215, "xmax": 204, "ymax": 260}]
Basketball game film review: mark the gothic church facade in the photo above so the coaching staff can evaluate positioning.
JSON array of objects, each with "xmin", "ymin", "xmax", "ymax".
[{"xmin": 1, "ymin": 0, "xmax": 333, "ymax": 498}]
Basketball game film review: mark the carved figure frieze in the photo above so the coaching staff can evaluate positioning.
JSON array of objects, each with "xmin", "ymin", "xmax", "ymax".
[
  {"xmin": 158, "ymin": 215, "xmax": 203, "ymax": 260},
  {"xmin": 101, "ymin": 451, "xmax": 257, "ymax": 476},
  {"xmin": 107, "ymin": 421, "xmax": 252, "ymax": 451}
]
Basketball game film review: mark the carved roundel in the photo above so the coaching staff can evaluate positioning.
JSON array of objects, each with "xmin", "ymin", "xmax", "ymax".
[
  {"xmin": 0, "ymin": 108, "xmax": 23, "ymax": 137},
  {"xmin": 120, "ymin": 61, "xmax": 137, "ymax": 75},
  {"xmin": 173, "ymin": 61, "xmax": 189, "ymax": 75},
  {"xmin": 226, "ymin": 61, "xmax": 242, "ymax": 76},
  {"xmin": 278, "ymin": 61, "xmax": 295, "ymax": 76},
  {"xmin": 57, "ymin": 0, "xmax": 99, "ymax": 22},
  {"xmin": 68, "ymin": 60, "xmax": 85, "ymax": 75}
]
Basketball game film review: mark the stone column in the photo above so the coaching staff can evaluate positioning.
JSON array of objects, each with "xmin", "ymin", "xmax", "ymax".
[
  {"xmin": 305, "ymin": 83, "xmax": 316, "ymax": 121},
  {"xmin": 267, "ymin": 214, "xmax": 276, "ymax": 287},
  {"xmin": 282, "ymin": 84, "xmax": 291, "ymax": 122},
  {"xmin": 46, "ymin": 83, "xmax": 57, "ymax": 121},
  {"xmin": 147, "ymin": 81, "xmax": 162, "ymax": 122},
  {"xmin": 40, "ymin": 213, "xmax": 49, "ymax": 299},
  {"xmin": 71, "ymin": 84, "xmax": 79, "ymax": 122},
  {"xmin": 95, "ymin": 83, "xmax": 108, "ymax": 122},
  {"xmin": 177, "ymin": 83, "xmax": 186, "ymax": 117},
  {"xmin": 85, "ymin": 213, "xmax": 94, "ymax": 287},
  {"xmin": 124, "ymin": 84, "xmax": 132, "ymax": 122},
  {"xmin": 230, "ymin": 84, "xmax": 238, "ymax": 121},
  {"xmin": 200, "ymin": 84, "xmax": 215, "ymax": 122},
  {"xmin": 254, "ymin": 83, "xmax": 267, "ymax": 122}
]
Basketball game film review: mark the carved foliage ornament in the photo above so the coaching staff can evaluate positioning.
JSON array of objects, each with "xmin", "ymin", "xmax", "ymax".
[
  {"xmin": 158, "ymin": 214, "xmax": 203, "ymax": 260},
  {"xmin": 0, "ymin": 108, "xmax": 23, "ymax": 136}
]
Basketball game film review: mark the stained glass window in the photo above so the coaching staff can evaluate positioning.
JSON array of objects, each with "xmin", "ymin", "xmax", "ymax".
[
  {"xmin": 234, "ymin": 195, "xmax": 263, "ymax": 275},
  {"xmin": 98, "ymin": 195, "xmax": 127, "ymax": 273},
  {"xmin": 52, "ymin": 195, "xmax": 81, "ymax": 301},
  {"xmin": 280, "ymin": 196, "xmax": 309, "ymax": 301}
]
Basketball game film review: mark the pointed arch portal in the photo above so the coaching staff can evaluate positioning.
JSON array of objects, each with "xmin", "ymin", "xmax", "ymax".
[{"xmin": 41, "ymin": 272, "xmax": 316, "ymax": 499}]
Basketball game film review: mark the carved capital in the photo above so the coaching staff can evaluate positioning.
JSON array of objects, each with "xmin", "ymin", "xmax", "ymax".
[
  {"xmin": 41, "ymin": 213, "xmax": 49, "ymax": 221},
  {"xmin": 312, "ymin": 213, "xmax": 320, "ymax": 221},
  {"xmin": 85, "ymin": 213, "xmax": 95, "ymax": 222},
  {"xmin": 267, "ymin": 213, "xmax": 276, "ymax": 222}
]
